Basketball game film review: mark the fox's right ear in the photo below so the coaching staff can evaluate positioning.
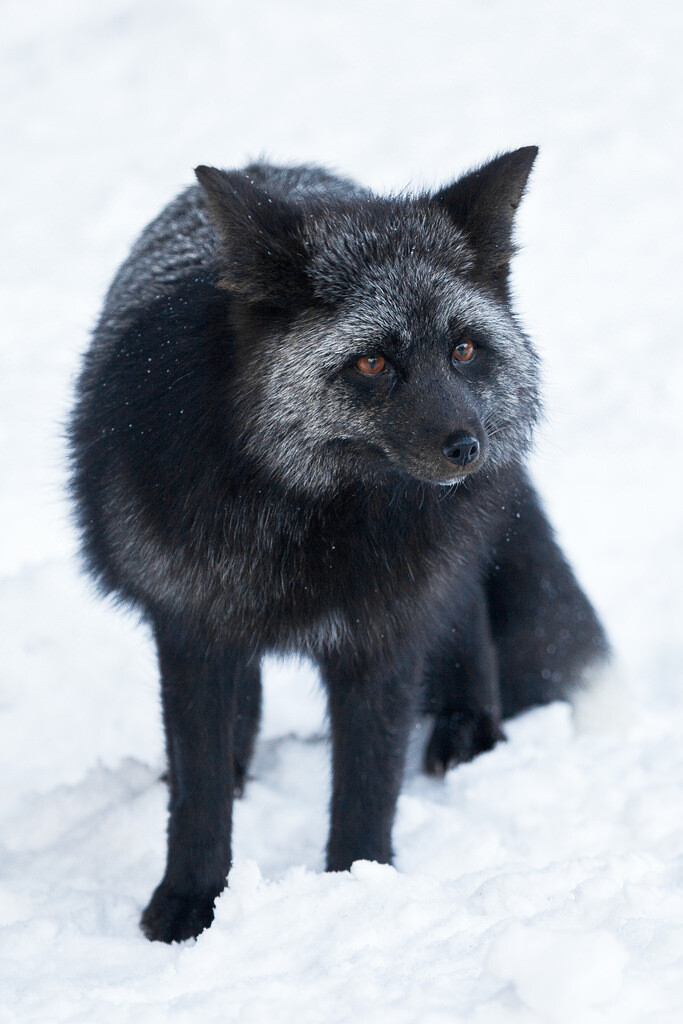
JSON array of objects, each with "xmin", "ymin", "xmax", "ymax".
[
  {"xmin": 195, "ymin": 166, "xmax": 311, "ymax": 306},
  {"xmin": 433, "ymin": 146, "xmax": 538, "ymax": 298}
]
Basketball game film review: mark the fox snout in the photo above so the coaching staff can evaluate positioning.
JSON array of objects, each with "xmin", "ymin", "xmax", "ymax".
[
  {"xmin": 442, "ymin": 432, "xmax": 481, "ymax": 469},
  {"xmin": 386, "ymin": 422, "xmax": 487, "ymax": 486}
]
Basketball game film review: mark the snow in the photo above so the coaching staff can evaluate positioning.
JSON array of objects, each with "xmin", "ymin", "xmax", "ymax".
[{"xmin": 1, "ymin": 0, "xmax": 682, "ymax": 1020}]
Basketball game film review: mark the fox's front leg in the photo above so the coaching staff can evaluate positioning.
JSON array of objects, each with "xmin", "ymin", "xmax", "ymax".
[
  {"xmin": 141, "ymin": 614, "xmax": 253, "ymax": 943},
  {"xmin": 320, "ymin": 645, "xmax": 421, "ymax": 871}
]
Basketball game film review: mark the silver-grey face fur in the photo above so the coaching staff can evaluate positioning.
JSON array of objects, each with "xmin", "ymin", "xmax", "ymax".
[
  {"xmin": 229, "ymin": 202, "xmax": 541, "ymax": 494},
  {"xmin": 95, "ymin": 164, "xmax": 541, "ymax": 499}
]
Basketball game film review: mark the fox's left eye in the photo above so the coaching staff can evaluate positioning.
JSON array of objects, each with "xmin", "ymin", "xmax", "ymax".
[{"xmin": 452, "ymin": 339, "xmax": 476, "ymax": 363}]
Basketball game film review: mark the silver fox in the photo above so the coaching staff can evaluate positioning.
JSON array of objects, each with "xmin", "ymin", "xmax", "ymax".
[{"xmin": 69, "ymin": 148, "xmax": 609, "ymax": 941}]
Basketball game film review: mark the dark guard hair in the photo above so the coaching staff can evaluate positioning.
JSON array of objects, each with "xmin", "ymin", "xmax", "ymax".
[{"xmin": 69, "ymin": 148, "xmax": 609, "ymax": 942}]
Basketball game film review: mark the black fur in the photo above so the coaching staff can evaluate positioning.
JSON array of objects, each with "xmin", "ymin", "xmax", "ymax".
[{"xmin": 69, "ymin": 149, "xmax": 608, "ymax": 942}]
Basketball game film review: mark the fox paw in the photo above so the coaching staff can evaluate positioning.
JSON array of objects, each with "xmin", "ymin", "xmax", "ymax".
[
  {"xmin": 140, "ymin": 882, "xmax": 219, "ymax": 943},
  {"xmin": 423, "ymin": 709, "xmax": 505, "ymax": 776}
]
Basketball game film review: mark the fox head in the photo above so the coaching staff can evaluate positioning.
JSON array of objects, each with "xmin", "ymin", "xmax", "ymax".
[{"xmin": 196, "ymin": 148, "xmax": 541, "ymax": 494}]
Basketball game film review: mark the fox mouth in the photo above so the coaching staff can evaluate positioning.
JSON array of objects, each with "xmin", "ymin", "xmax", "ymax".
[
  {"xmin": 415, "ymin": 465, "xmax": 481, "ymax": 486},
  {"xmin": 385, "ymin": 452, "xmax": 486, "ymax": 487}
]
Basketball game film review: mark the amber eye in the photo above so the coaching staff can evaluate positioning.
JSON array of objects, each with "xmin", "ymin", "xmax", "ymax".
[
  {"xmin": 356, "ymin": 355, "xmax": 386, "ymax": 375},
  {"xmin": 453, "ymin": 339, "xmax": 476, "ymax": 363}
]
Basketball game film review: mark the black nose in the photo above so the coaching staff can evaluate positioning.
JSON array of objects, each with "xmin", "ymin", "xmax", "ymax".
[{"xmin": 442, "ymin": 433, "xmax": 480, "ymax": 467}]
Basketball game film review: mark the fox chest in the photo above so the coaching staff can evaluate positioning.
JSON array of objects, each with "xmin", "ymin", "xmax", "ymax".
[
  {"xmin": 115, "ymin": 485, "xmax": 476, "ymax": 650},
  {"xmin": 202, "ymin": 505, "xmax": 470, "ymax": 652}
]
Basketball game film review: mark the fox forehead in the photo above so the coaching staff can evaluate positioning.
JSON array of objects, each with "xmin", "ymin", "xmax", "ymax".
[
  {"xmin": 303, "ymin": 198, "xmax": 473, "ymax": 306},
  {"xmin": 338, "ymin": 263, "xmax": 517, "ymax": 346},
  {"xmin": 272, "ymin": 271, "xmax": 526, "ymax": 374},
  {"xmin": 293, "ymin": 202, "xmax": 524, "ymax": 360}
]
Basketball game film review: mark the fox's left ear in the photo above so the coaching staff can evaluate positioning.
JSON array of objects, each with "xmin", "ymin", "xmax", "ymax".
[{"xmin": 433, "ymin": 146, "xmax": 538, "ymax": 296}]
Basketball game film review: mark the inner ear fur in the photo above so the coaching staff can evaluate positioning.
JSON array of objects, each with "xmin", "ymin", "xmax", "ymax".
[
  {"xmin": 195, "ymin": 165, "xmax": 311, "ymax": 306},
  {"xmin": 433, "ymin": 146, "xmax": 538, "ymax": 296}
]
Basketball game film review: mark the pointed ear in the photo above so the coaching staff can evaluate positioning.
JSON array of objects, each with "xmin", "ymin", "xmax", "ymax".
[
  {"xmin": 433, "ymin": 146, "xmax": 538, "ymax": 296},
  {"xmin": 195, "ymin": 165, "xmax": 311, "ymax": 306}
]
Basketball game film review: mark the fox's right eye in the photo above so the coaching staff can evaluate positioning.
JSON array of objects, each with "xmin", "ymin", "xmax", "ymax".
[{"xmin": 356, "ymin": 355, "xmax": 386, "ymax": 375}]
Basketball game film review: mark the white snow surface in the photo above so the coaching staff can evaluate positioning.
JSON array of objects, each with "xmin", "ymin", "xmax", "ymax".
[{"xmin": 2, "ymin": 1, "xmax": 683, "ymax": 1021}]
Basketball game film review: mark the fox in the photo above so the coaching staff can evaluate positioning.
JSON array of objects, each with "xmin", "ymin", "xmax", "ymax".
[{"xmin": 69, "ymin": 147, "xmax": 609, "ymax": 943}]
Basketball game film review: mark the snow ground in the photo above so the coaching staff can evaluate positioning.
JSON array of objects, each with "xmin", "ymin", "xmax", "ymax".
[{"xmin": 1, "ymin": 0, "xmax": 683, "ymax": 1020}]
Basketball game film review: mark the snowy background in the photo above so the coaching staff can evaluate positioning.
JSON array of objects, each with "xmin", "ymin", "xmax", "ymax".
[{"xmin": 2, "ymin": 0, "xmax": 683, "ymax": 1020}]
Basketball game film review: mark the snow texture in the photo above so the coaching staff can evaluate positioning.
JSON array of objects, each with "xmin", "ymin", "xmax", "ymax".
[{"xmin": 1, "ymin": 1, "xmax": 682, "ymax": 1021}]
